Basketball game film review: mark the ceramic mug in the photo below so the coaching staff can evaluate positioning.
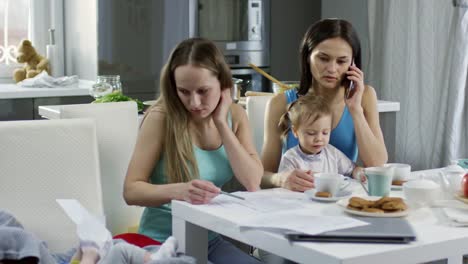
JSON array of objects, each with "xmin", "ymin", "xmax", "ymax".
[
  {"xmin": 364, "ymin": 166, "xmax": 394, "ymax": 196},
  {"xmin": 314, "ymin": 173, "xmax": 350, "ymax": 197},
  {"xmin": 451, "ymin": 159, "xmax": 468, "ymax": 170},
  {"xmin": 384, "ymin": 163, "xmax": 411, "ymax": 181}
]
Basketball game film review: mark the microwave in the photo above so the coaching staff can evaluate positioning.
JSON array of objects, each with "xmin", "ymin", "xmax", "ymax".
[{"xmin": 190, "ymin": 0, "xmax": 270, "ymax": 68}]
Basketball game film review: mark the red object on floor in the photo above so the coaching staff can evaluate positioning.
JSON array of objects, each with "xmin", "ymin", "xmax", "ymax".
[{"xmin": 113, "ymin": 233, "xmax": 162, "ymax": 247}]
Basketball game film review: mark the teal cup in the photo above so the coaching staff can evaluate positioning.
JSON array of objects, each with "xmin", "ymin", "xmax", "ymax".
[
  {"xmin": 364, "ymin": 166, "xmax": 394, "ymax": 197},
  {"xmin": 452, "ymin": 159, "xmax": 468, "ymax": 169}
]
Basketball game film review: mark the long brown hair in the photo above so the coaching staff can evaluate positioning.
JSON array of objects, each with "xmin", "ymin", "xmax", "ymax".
[
  {"xmin": 154, "ymin": 38, "xmax": 233, "ymax": 183},
  {"xmin": 279, "ymin": 95, "xmax": 332, "ymax": 140},
  {"xmin": 298, "ymin": 19, "xmax": 362, "ymax": 96}
]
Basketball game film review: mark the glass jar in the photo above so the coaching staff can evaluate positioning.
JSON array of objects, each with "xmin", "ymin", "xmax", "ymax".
[
  {"xmin": 96, "ymin": 75, "xmax": 122, "ymax": 93},
  {"xmin": 90, "ymin": 75, "xmax": 122, "ymax": 98}
]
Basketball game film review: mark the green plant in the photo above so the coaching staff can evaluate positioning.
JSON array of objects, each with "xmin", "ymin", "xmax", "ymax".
[{"xmin": 93, "ymin": 92, "xmax": 144, "ymax": 112}]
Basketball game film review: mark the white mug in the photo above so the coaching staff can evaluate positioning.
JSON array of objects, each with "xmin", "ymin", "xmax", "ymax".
[
  {"xmin": 384, "ymin": 163, "xmax": 411, "ymax": 181},
  {"xmin": 314, "ymin": 173, "xmax": 350, "ymax": 197}
]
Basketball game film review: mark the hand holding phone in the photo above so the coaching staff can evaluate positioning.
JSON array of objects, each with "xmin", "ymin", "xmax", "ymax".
[{"xmin": 344, "ymin": 59, "xmax": 355, "ymax": 99}]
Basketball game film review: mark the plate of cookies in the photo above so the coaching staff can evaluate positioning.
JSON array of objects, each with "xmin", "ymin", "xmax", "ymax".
[
  {"xmin": 305, "ymin": 189, "xmax": 353, "ymax": 202},
  {"xmin": 337, "ymin": 196, "xmax": 409, "ymax": 217}
]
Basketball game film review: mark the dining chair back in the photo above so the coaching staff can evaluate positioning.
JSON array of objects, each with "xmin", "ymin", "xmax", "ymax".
[
  {"xmin": 246, "ymin": 95, "xmax": 273, "ymax": 156},
  {"xmin": 0, "ymin": 119, "xmax": 104, "ymax": 252},
  {"xmin": 59, "ymin": 101, "xmax": 142, "ymax": 235}
]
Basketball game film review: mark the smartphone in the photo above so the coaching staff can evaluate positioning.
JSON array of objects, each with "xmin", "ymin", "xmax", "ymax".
[{"xmin": 343, "ymin": 59, "xmax": 355, "ymax": 99}]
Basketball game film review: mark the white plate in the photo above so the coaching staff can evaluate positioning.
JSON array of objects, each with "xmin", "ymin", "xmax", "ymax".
[
  {"xmin": 336, "ymin": 196, "xmax": 410, "ymax": 218},
  {"xmin": 305, "ymin": 189, "xmax": 352, "ymax": 202},
  {"xmin": 391, "ymin": 184, "xmax": 403, "ymax": 190}
]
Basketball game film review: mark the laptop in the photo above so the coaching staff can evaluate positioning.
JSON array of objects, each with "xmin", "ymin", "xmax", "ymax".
[{"xmin": 285, "ymin": 217, "xmax": 416, "ymax": 244}]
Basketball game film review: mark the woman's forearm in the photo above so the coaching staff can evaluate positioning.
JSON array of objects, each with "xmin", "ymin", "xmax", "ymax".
[
  {"xmin": 261, "ymin": 170, "xmax": 284, "ymax": 189},
  {"xmin": 351, "ymin": 109, "xmax": 388, "ymax": 166},
  {"xmin": 124, "ymin": 181, "xmax": 187, "ymax": 207},
  {"xmin": 216, "ymin": 122, "xmax": 263, "ymax": 191}
]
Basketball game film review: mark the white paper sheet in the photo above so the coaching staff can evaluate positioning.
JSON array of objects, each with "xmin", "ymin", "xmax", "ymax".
[
  {"xmin": 56, "ymin": 199, "xmax": 113, "ymax": 259},
  {"xmin": 195, "ymin": 189, "xmax": 368, "ymax": 234},
  {"xmin": 239, "ymin": 211, "xmax": 369, "ymax": 235}
]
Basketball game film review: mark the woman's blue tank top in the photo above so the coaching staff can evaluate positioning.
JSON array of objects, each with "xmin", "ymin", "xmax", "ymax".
[{"xmin": 283, "ymin": 89, "xmax": 358, "ymax": 162}]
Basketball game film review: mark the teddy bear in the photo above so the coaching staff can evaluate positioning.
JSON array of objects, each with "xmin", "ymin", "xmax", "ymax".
[{"xmin": 13, "ymin": 39, "xmax": 50, "ymax": 83}]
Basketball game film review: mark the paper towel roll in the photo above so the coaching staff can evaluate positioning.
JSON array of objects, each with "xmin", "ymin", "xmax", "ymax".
[{"xmin": 46, "ymin": 44, "xmax": 64, "ymax": 77}]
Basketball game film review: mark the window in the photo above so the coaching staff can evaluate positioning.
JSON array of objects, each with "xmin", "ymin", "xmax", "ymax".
[{"xmin": 0, "ymin": 0, "xmax": 30, "ymax": 78}]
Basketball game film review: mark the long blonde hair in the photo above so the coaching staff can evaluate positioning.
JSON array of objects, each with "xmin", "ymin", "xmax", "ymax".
[
  {"xmin": 153, "ymin": 38, "xmax": 233, "ymax": 183},
  {"xmin": 278, "ymin": 95, "xmax": 332, "ymax": 140}
]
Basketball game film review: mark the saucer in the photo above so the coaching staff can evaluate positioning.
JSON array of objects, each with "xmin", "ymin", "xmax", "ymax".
[
  {"xmin": 391, "ymin": 184, "xmax": 403, "ymax": 190},
  {"xmin": 305, "ymin": 189, "xmax": 352, "ymax": 202}
]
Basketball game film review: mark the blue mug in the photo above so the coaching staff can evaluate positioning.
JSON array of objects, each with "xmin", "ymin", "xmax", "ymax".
[{"xmin": 363, "ymin": 167, "xmax": 394, "ymax": 197}]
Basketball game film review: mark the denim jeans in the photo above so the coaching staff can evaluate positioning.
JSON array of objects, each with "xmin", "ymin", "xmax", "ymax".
[{"xmin": 208, "ymin": 236, "xmax": 261, "ymax": 264}]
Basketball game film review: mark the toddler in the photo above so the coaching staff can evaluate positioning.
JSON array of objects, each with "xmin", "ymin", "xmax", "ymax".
[{"xmin": 278, "ymin": 94, "xmax": 364, "ymax": 181}]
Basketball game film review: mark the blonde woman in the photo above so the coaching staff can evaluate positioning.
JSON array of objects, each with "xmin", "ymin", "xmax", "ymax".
[{"xmin": 124, "ymin": 38, "xmax": 263, "ymax": 264}]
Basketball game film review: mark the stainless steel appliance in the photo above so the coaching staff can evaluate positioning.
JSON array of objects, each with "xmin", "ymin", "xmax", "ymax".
[
  {"xmin": 97, "ymin": 0, "xmax": 271, "ymax": 100},
  {"xmin": 193, "ymin": 0, "xmax": 271, "ymax": 93}
]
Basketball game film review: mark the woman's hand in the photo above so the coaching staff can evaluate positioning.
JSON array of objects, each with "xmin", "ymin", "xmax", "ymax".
[
  {"xmin": 344, "ymin": 64, "xmax": 365, "ymax": 114},
  {"xmin": 212, "ymin": 88, "xmax": 233, "ymax": 126},
  {"xmin": 181, "ymin": 179, "xmax": 221, "ymax": 204},
  {"xmin": 277, "ymin": 169, "xmax": 315, "ymax": 192}
]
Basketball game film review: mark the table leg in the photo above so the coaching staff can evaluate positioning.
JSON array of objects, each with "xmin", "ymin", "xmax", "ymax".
[
  {"xmin": 173, "ymin": 215, "xmax": 208, "ymax": 263},
  {"xmin": 446, "ymin": 255, "xmax": 463, "ymax": 264}
]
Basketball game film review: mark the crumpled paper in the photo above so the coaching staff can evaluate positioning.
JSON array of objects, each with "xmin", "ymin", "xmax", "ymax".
[
  {"xmin": 17, "ymin": 71, "xmax": 78, "ymax": 88},
  {"xmin": 56, "ymin": 199, "xmax": 112, "ymax": 261}
]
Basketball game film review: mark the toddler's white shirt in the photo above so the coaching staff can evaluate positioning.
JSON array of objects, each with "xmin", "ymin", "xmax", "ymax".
[{"xmin": 278, "ymin": 144, "xmax": 355, "ymax": 176}]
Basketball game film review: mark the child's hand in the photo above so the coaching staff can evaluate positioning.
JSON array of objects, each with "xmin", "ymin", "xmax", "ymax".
[
  {"xmin": 278, "ymin": 169, "xmax": 315, "ymax": 192},
  {"xmin": 353, "ymin": 168, "xmax": 367, "ymax": 183},
  {"xmin": 360, "ymin": 173, "xmax": 367, "ymax": 183}
]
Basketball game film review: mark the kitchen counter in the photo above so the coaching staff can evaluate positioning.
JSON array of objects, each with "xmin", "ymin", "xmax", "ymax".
[
  {"xmin": 39, "ymin": 104, "xmax": 145, "ymax": 124},
  {"xmin": 0, "ymin": 80, "xmax": 93, "ymax": 99},
  {"xmin": 237, "ymin": 96, "xmax": 400, "ymax": 113},
  {"xmin": 0, "ymin": 80, "xmax": 94, "ymax": 121}
]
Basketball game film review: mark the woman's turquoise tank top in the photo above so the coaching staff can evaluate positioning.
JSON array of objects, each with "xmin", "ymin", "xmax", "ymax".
[{"xmin": 139, "ymin": 116, "xmax": 234, "ymax": 242}]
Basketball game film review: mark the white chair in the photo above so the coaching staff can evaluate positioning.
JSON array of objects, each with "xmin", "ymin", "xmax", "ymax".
[
  {"xmin": 246, "ymin": 95, "xmax": 273, "ymax": 156},
  {"xmin": 59, "ymin": 101, "xmax": 142, "ymax": 235},
  {"xmin": 0, "ymin": 119, "xmax": 104, "ymax": 253}
]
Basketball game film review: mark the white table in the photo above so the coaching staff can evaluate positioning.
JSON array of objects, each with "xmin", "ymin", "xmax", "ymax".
[{"xmin": 172, "ymin": 170, "xmax": 468, "ymax": 264}]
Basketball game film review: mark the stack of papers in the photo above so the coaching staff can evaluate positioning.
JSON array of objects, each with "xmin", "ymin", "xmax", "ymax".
[{"xmin": 196, "ymin": 189, "xmax": 369, "ymax": 235}]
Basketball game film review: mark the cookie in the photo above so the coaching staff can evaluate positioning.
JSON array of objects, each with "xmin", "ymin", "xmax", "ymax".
[
  {"xmin": 381, "ymin": 200, "xmax": 407, "ymax": 211},
  {"xmin": 347, "ymin": 205, "xmax": 361, "ymax": 211},
  {"xmin": 362, "ymin": 207, "xmax": 385, "ymax": 213},
  {"xmin": 349, "ymin": 197, "xmax": 374, "ymax": 208},
  {"xmin": 315, "ymin": 191, "xmax": 332, "ymax": 198},
  {"xmin": 392, "ymin": 180, "xmax": 406, "ymax": 186},
  {"xmin": 373, "ymin": 197, "xmax": 403, "ymax": 208}
]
